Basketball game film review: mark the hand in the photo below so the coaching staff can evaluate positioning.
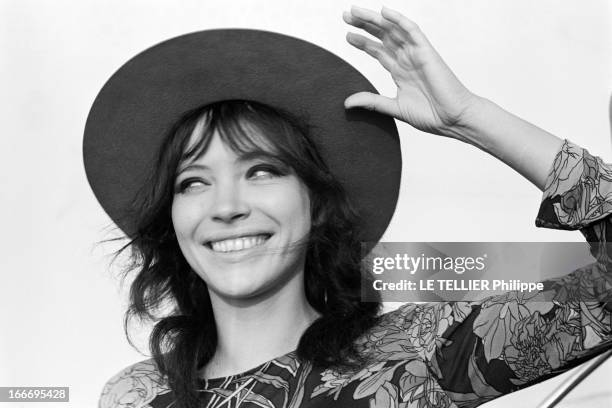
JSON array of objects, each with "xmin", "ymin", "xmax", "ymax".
[{"xmin": 343, "ymin": 6, "xmax": 480, "ymax": 138}]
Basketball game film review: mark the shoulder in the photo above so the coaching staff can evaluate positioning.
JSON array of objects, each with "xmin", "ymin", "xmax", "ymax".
[{"xmin": 98, "ymin": 359, "xmax": 171, "ymax": 408}]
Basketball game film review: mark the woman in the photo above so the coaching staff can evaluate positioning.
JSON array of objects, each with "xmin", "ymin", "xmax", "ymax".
[{"xmin": 88, "ymin": 6, "xmax": 612, "ymax": 408}]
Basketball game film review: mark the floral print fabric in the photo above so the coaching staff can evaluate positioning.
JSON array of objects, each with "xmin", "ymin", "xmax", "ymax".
[{"xmin": 100, "ymin": 140, "xmax": 612, "ymax": 408}]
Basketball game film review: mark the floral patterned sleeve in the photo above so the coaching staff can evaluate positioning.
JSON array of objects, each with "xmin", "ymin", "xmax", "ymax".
[{"xmin": 360, "ymin": 141, "xmax": 612, "ymax": 408}]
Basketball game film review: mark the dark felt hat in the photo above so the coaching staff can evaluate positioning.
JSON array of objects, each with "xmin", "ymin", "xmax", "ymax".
[{"xmin": 83, "ymin": 29, "xmax": 401, "ymax": 244}]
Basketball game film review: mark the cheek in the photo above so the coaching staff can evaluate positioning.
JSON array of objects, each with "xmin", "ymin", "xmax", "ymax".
[
  {"xmin": 283, "ymin": 186, "xmax": 312, "ymax": 234},
  {"xmin": 171, "ymin": 200, "xmax": 208, "ymax": 273},
  {"xmin": 252, "ymin": 184, "xmax": 311, "ymax": 234},
  {"xmin": 171, "ymin": 198, "xmax": 202, "ymax": 239}
]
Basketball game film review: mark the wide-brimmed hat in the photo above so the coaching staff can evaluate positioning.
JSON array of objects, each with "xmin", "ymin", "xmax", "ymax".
[{"xmin": 83, "ymin": 29, "xmax": 401, "ymax": 244}]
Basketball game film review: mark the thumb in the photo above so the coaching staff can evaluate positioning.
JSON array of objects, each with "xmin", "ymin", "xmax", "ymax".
[{"xmin": 344, "ymin": 92, "xmax": 398, "ymax": 117}]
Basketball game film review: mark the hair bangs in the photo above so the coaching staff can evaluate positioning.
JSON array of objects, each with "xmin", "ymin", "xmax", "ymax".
[
  {"xmin": 177, "ymin": 101, "xmax": 294, "ymax": 173},
  {"xmin": 180, "ymin": 110, "xmax": 215, "ymax": 165}
]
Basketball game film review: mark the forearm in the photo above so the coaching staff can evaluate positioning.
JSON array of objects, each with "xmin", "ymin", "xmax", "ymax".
[{"xmin": 444, "ymin": 96, "xmax": 565, "ymax": 191}]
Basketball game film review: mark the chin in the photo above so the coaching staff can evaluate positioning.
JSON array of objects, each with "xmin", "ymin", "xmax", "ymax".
[
  {"xmin": 209, "ymin": 268, "xmax": 299, "ymax": 303},
  {"xmin": 187, "ymin": 252, "xmax": 305, "ymax": 302},
  {"xmin": 210, "ymin": 283, "xmax": 273, "ymax": 302}
]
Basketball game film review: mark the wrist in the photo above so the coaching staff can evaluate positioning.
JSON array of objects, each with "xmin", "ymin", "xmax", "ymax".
[
  {"xmin": 438, "ymin": 93, "xmax": 564, "ymax": 190},
  {"xmin": 439, "ymin": 95, "xmax": 491, "ymax": 142}
]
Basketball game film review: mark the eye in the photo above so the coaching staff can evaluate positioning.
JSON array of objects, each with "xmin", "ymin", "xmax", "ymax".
[
  {"xmin": 247, "ymin": 164, "xmax": 286, "ymax": 180},
  {"xmin": 175, "ymin": 177, "xmax": 210, "ymax": 194}
]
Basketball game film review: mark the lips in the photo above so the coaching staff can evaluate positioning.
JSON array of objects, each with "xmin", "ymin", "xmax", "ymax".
[{"xmin": 206, "ymin": 234, "xmax": 272, "ymax": 253}]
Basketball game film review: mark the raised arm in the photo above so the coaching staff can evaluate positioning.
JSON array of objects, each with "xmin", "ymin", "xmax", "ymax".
[
  {"xmin": 343, "ymin": 6, "xmax": 563, "ymax": 190},
  {"xmin": 343, "ymin": 7, "xmax": 611, "ymax": 406},
  {"xmin": 351, "ymin": 144, "xmax": 612, "ymax": 407}
]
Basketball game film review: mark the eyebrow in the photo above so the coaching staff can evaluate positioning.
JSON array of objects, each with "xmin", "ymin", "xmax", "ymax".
[
  {"xmin": 237, "ymin": 151, "xmax": 284, "ymax": 164},
  {"xmin": 176, "ymin": 151, "xmax": 285, "ymax": 176},
  {"xmin": 176, "ymin": 163, "xmax": 210, "ymax": 175}
]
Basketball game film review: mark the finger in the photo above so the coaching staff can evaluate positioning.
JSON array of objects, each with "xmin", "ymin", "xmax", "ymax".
[
  {"xmin": 343, "ymin": 12, "xmax": 403, "ymax": 50},
  {"xmin": 343, "ymin": 11, "xmax": 384, "ymax": 39},
  {"xmin": 349, "ymin": 5, "xmax": 387, "ymax": 29},
  {"xmin": 350, "ymin": 6, "xmax": 407, "ymax": 48},
  {"xmin": 349, "ymin": 6, "xmax": 406, "ymax": 46},
  {"xmin": 380, "ymin": 6, "xmax": 428, "ymax": 46},
  {"xmin": 344, "ymin": 92, "xmax": 399, "ymax": 117},
  {"xmin": 346, "ymin": 32, "xmax": 395, "ymax": 72}
]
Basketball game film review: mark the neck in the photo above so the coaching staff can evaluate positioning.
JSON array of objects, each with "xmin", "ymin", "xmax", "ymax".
[{"xmin": 201, "ymin": 271, "xmax": 320, "ymax": 379}]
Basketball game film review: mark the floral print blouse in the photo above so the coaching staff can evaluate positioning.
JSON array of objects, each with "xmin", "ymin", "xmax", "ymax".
[{"xmin": 99, "ymin": 140, "xmax": 612, "ymax": 408}]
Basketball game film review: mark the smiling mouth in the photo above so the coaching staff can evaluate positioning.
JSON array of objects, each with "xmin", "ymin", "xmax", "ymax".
[{"xmin": 206, "ymin": 234, "xmax": 272, "ymax": 253}]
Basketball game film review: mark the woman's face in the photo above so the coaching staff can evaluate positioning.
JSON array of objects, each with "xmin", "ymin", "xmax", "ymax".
[{"xmin": 171, "ymin": 130, "xmax": 311, "ymax": 301}]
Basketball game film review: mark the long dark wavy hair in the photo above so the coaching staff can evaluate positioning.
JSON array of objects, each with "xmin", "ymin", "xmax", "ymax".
[{"xmin": 122, "ymin": 100, "xmax": 381, "ymax": 408}]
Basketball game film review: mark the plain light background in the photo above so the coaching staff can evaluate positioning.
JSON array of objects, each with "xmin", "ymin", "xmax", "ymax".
[{"xmin": 1, "ymin": 0, "xmax": 611, "ymax": 407}]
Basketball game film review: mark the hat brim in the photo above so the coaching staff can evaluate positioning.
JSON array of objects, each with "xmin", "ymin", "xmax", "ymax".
[{"xmin": 83, "ymin": 29, "xmax": 401, "ymax": 244}]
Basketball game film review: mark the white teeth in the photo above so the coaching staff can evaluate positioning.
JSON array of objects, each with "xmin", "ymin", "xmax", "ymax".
[{"xmin": 210, "ymin": 235, "xmax": 268, "ymax": 253}]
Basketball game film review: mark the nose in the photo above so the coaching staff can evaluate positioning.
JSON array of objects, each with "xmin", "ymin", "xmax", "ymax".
[{"xmin": 209, "ymin": 181, "xmax": 251, "ymax": 223}]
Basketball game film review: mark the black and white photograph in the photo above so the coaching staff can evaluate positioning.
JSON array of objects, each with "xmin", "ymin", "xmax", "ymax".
[{"xmin": 2, "ymin": 1, "xmax": 611, "ymax": 407}]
